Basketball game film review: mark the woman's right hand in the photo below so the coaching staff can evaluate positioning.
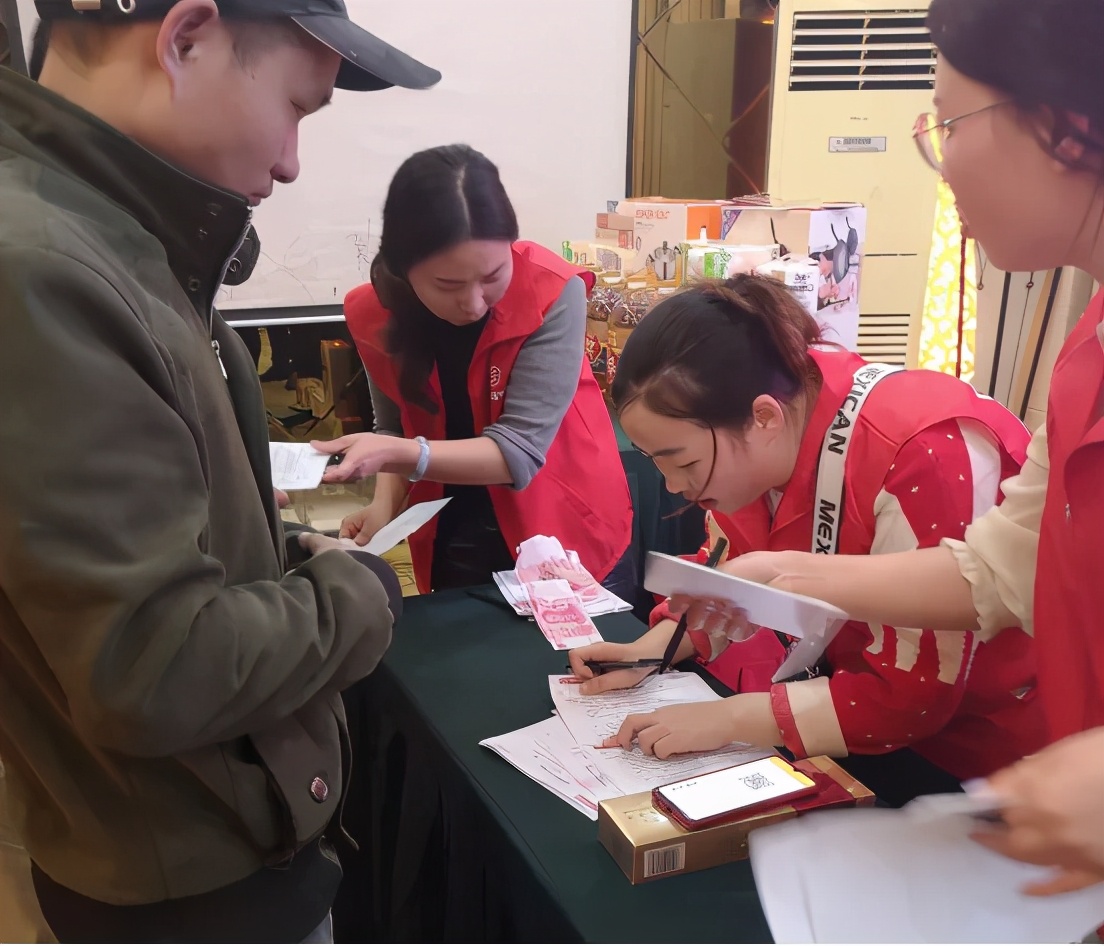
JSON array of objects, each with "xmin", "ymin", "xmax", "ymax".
[
  {"xmin": 568, "ymin": 641, "xmax": 660, "ymax": 695},
  {"xmin": 339, "ymin": 504, "xmax": 392, "ymax": 546}
]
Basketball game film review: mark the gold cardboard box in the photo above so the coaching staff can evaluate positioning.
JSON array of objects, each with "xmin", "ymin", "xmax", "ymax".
[{"xmin": 597, "ymin": 756, "xmax": 874, "ymax": 883}]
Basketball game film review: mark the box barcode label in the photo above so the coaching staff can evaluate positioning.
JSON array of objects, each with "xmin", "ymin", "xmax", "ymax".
[{"xmin": 644, "ymin": 842, "xmax": 686, "ymax": 878}]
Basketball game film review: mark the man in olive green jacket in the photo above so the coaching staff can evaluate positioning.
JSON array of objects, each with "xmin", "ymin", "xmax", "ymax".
[{"xmin": 0, "ymin": 0, "xmax": 440, "ymax": 940}]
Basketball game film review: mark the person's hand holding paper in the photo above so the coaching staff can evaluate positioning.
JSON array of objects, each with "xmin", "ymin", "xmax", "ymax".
[
  {"xmin": 666, "ymin": 593, "xmax": 756, "ymax": 646},
  {"xmin": 340, "ymin": 504, "xmax": 394, "ymax": 547},
  {"xmin": 972, "ymin": 727, "xmax": 1104, "ymax": 896},
  {"xmin": 312, "ymin": 432, "xmax": 417, "ymax": 482}
]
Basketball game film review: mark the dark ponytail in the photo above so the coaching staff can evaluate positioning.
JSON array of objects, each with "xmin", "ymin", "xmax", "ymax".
[
  {"xmin": 610, "ymin": 274, "xmax": 823, "ymax": 430},
  {"xmin": 375, "ymin": 145, "xmax": 520, "ymax": 412}
]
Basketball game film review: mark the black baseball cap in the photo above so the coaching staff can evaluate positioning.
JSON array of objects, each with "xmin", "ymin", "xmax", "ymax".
[{"xmin": 34, "ymin": 0, "xmax": 442, "ymax": 92}]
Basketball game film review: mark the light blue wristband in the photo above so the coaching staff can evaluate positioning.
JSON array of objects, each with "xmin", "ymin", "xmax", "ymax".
[{"xmin": 408, "ymin": 436, "xmax": 430, "ymax": 483}]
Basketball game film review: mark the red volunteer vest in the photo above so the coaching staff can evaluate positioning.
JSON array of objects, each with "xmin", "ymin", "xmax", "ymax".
[
  {"xmin": 707, "ymin": 349, "xmax": 1042, "ymax": 773},
  {"xmin": 345, "ymin": 241, "xmax": 633, "ymax": 593},
  {"xmin": 1034, "ymin": 289, "xmax": 1104, "ymax": 739}
]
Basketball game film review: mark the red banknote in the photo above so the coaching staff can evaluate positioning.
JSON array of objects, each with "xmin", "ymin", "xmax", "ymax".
[
  {"xmin": 525, "ymin": 579, "xmax": 604, "ymax": 650},
  {"xmin": 515, "ymin": 536, "xmax": 604, "ymax": 604}
]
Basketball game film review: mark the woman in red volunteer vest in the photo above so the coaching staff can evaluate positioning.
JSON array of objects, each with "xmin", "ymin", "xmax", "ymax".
[
  {"xmin": 646, "ymin": 0, "xmax": 1104, "ymax": 894},
  {"xmin": 311, "ymin": 145, "xmax": 633, "ymax": 595},
  {"xmin": 568, "ymin": 275, "xmax": 1046, "ymax": 803}
]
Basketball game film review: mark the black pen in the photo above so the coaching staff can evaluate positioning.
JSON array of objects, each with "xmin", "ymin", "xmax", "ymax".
[
  {"xmin": 582, "ymin": 538, "xmax": 730, "ymax": 678},
  {"xmin": 655, "ymin": 537, "xmax": 729, "ymax": 675},
  {"xmin": 581, "ymin": 658, "xmax": 663, "ymax": 675},
  {"xmin": 466, "ymin": 587, "xmax": 523, "ymax": 615}
]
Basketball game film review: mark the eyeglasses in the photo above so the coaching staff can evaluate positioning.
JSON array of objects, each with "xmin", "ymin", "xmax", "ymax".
[{"xmin": 913, "ymin": 102, "xmax": 1010, "ymax": 172}]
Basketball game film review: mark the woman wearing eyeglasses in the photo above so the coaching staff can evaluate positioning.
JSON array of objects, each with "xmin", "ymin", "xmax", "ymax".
[
  {"xmin": 568, "ymin": 274, "xmax": 1045, "ymax": 803},
  {"xmin": 652, "ymin": 0, "xmax": 1104, "ymax": 894}
]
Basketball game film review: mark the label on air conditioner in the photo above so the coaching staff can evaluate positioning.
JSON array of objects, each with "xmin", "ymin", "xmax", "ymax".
[{"xmin": 828, "ymin": 136, "xmax": 887, "ymax": 153}]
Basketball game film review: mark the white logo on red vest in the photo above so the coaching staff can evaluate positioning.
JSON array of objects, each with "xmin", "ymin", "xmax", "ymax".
[{"xmin": 490, "ymin": 365, "xmax": 504, "ymax": 401}]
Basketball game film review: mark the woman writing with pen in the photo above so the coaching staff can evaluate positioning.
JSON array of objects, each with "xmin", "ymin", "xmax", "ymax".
[
  {"xmin": 568, "ymin": 274, "xmax": 1046, "ymax": 802},
  {"xmin": 655, "ymin": 0, "xmax": 1104, "ymax": 891}
]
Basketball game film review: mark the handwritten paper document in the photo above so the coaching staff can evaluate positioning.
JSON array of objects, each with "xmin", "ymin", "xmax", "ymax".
[
  {"xmin": 479, "ymin": 716, "xmax": 620, "ymax": 820},
  {"xmin": 269, "ymin": 442, "xmax": 331, "ymax": 491},
  {"xmin": 749, "ymin": 802, "xmax": 1104, "ymax": 943},
  {"xmin": 644, "ymin": 552, "xmax": 848, "ymax": 679},
  {"xmin": 549, "ymin": 673, "xmax": 769, "ymax": 796}
]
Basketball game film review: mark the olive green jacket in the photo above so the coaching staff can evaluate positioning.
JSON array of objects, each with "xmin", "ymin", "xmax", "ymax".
[{"xmin": 0, "ymin": 68, "xmax": 393, "ymax": 905}]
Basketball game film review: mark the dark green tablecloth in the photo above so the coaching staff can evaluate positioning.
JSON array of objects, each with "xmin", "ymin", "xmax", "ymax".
[{"xmin": 334, "ymin": 589, "xmax": 772, "ymax": 943}]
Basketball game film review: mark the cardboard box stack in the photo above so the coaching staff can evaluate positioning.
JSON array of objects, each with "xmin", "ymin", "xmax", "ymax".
[{"xmin": 566, "ymin": 197, "xmax": 868, "ymax": 394}]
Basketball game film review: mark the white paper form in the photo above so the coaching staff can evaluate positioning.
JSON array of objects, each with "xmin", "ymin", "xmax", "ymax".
[
  {"xmin": 335, "ymin": 499, "xmax": 450, "ymax": 556},
  {"xmin": 644, "ymin": 552, "xmax": 848, "ymax": 678},
  {"xmin": 549, "ymin": 673, "xmax": 770, "ymax": 796},
  {"xmin": 269, "ymin": 442, "xmax": 331, "ymax": 491},
  {"xmin": 750, "ymin": 804, "xmax": 1104, "ymax": 944},
  {"xmin": 479, "ymin": 716, "xmax": 607, "ymax": 819},
  {"xmin": 345, "ymin": 497, "xmax": 451, "ymax": 557}
]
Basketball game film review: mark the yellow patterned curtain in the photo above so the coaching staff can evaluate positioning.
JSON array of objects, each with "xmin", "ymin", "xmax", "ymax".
[{"xmin": 919, "ymin": 178, "xmax": 976, "ymax": 380}]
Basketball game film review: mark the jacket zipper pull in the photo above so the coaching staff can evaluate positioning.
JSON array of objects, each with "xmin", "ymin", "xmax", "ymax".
[{"xmin": 211, "ymin": 339, "xmax": 228, "ymax": 379}]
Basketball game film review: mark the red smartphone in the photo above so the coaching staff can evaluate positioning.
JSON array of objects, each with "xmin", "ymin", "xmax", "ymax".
[{"xmin": 651, "ymin": 756, "xmax": 820, "ymax": 831}]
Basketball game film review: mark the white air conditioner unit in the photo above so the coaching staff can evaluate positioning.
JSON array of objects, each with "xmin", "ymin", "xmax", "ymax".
[{"xmin": 766, "ymin": 0, "xmax": 937, "ymax": 366}]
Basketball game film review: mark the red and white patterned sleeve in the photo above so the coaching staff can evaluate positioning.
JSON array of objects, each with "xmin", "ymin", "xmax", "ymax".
[{"xmin": 777, "ymin": 418, "xmax": 1005, "ymax": 759}]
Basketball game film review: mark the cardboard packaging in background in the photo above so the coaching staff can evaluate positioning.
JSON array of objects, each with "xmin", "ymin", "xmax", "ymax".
[
  {"xmin": 680, "ymin": 241, "xmax": 780, "ymax": 284},
  {"xmin": 598, "ymin": 756, "xmax": 874, "ymax": 884},
  {"xmin": 721, "ymin": 202, "xmax": 867, "ymax": 351},
  {"xmin": 756, "ymin": 255, "xmax": 821, "ymax": 323},
  {"xmin": 608, "ymin": 198, "xmax": 730, "ymax": 281},
  {"xmin": 562, "ymin": 240, "xmax": 635, "ymax": 279}
]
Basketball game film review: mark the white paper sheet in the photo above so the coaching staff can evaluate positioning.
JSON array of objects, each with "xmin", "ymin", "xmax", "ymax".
[
  {"xmin": 269, "ymin": 442, "xmax": 331, "ymax": 491},
  {"xmin": 549, "ymin": 673, "xmax": 770, "ymax": 796},
  {"xmin": 749, "ymin": 804, "xmax": 1104, "ymax": 944},
  {"xmin": 479, "ymin": 716, "xmax": 605, "ymax": 819},
  {"xmin": 362, "ymin": 498, "xmax": 450, "ymax": 556},
  {"xmin": 643, "ymin": 553, "xmax": 848, "ymax": 672}
]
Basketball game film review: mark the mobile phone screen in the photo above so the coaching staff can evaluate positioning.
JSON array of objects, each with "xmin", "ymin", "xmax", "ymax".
[{"xmin": 656, "ymin": 757, "xmax": 816, "ymax": 823}]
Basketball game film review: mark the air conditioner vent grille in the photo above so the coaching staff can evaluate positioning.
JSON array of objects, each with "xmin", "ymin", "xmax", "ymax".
[
  {"xmin": 857, "ymin": 312, "xmax": 911, "ymax": 365},
  {"xmin": 789, "ymin": 11, "xmax": 935, "ymax": 92}
]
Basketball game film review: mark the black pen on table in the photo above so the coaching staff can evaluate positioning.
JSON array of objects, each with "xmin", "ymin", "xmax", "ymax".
[
  {"xmin": 466, "ymin": 586, "xmax": 525, "ymax": 616},
  {"xmin": 582, "ymin": 537, "xmax": 730, "ymax": 678}
]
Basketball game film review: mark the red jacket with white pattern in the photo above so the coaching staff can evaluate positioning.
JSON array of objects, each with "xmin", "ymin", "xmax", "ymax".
[{"xmin": 652, "ymin": 348, "xmax": 1047, "ymax": 779}]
